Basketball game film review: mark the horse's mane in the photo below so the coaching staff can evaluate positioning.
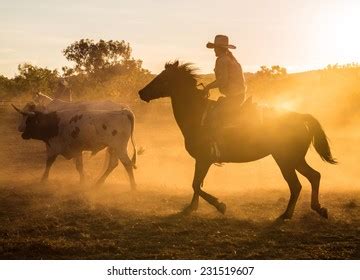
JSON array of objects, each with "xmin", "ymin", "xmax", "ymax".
[
  {"xmin": 164, "ymin": 60, "xmax": 213, "ymax": 101},
  {"xmin": 165, "ymin": 61, "xmax": 199, "ymax": 87}
]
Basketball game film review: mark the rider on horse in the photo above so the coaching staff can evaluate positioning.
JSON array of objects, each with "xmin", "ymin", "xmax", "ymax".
[
  {"xmin": 203, "ymin": 35, "xmax": 248, "ymax": 161},
  {"xmin": 204, "ymin": 35, "xmax": 247, "ymax": 104}
]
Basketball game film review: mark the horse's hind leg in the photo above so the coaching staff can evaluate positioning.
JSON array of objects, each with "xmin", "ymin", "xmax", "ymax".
[
  {"xmin": 296, "ymin": 160, "xmax": 328, "ymax": 218},
  {"xmin": 276, "ymin": 162, "xmax": 302, "ymax": 220},
  {"xmin": 118, "ymin": 150, "xmax": 136, "ymax": 191}
]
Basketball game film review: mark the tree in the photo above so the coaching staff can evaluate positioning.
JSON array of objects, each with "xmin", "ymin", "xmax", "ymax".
[
  {"xmin": 256, "ymin": 65, "xmax": 287, "ymax": 78},
  {"xmin": 12, "ymin": 63, "xmax": 59, "ymax": 95},
  {"xmin": 62, "ymin": 39, "xmax": 151, "ymax": 101},
  {"xmin": 0, "ymin": 75, "xmax": 10, "ymax": 91},
  {"xmin": 245, "ymin": 65, "xmax": 288, "ymax": 98},
  {"xmin": 63, "ymin": 39, "xmax": 132, "ymax": 75}
]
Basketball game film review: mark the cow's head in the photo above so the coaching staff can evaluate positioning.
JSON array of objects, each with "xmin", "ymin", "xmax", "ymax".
[
  {"xmin": 15, "ymin": 102, "xmax": 46, "ymax": 132},
  {"xmin": 12, "ymin": 104, "xmax": 59, "ymax": 142}
]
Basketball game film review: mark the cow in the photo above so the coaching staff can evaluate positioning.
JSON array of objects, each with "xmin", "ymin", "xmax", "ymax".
[
  {"xmin": 16, "ymin": 96, "xmax": 131, "ymax": 185},
  {"xmin": 13, "ymin": 105, "xmax": 137, "ymax": 190},
  {"xmin": 19, "ymin": 95, "xmax": 128, "ymax": 132}
]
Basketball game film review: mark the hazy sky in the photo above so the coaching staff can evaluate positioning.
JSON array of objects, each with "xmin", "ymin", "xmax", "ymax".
[{"xmin": 0, "ymin": 0, "xmax": 359, "ymax": 77}]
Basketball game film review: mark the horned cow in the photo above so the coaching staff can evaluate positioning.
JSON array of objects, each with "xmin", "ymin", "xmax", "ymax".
[
  {"xmin": 13, "ymin": 106, "xmax": 137, "ymax": 189},
  {"xmin": 15, "ymin": 96, "xmax": 131, "ymax": 185}
]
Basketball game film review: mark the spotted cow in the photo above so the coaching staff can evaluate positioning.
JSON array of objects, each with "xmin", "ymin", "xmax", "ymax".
[
  {"xmin": 13, "ymin": 105, "xmax": 137, "ymax": 189},
  {"xmin": 15, "ymin": 98, "xmax": 133, "ymax": 186}
]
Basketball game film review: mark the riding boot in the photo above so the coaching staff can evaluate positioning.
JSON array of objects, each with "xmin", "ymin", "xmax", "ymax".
[{"xmin": 210, "ymin": 141, "xmax": 221, "ymax": 162}]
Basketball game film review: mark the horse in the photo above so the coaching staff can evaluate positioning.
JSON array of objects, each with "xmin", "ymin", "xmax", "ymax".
[{"xmin": 138, "ymin": 61, "xmax": 337, "ymax": 220}]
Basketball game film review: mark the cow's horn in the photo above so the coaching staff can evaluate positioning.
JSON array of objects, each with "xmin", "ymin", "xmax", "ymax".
[
  {"xmin": 11, "ymin": 104, "xmax": 35, "ymax": 116},
  {"xmin": 11, "ymin": 104, "xmax": 22, "ymax": 113}
]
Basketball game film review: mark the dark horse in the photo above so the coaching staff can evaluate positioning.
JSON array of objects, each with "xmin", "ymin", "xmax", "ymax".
[{"xmin": 139, "ymin": 61, "xmax": 336, "ymax": 220}]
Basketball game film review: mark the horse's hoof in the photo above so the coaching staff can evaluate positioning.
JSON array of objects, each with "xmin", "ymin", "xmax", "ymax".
[
  {"xmin": 181, "ymin": 205, "xmax": 197, "ymax": 216},
  {"xmin": 278, "ymin": 213, "xmax": 292, "ymax": 220},
  {"xmin": 318, "ymin": 207, "xmax": 328, "ymax": 219},
  {"xmin": 217, "ymin": 202, "xmax": 226, "ymax": 214}
]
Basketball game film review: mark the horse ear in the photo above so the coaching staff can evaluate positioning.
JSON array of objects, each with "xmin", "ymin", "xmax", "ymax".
[{"xmin": 165, "ymin": 60, "xmax": 179, "ymax": 70}]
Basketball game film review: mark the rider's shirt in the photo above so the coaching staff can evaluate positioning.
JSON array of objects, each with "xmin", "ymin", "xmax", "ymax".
[{"xmin": 214, "ymin": 53, "xmax": 246, "ymax": 99}]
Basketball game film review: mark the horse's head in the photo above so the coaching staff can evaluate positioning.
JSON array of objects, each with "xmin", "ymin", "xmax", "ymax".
[{"xmin": 139, "ymin": 61, "xmax": 197, "ymax": 102}]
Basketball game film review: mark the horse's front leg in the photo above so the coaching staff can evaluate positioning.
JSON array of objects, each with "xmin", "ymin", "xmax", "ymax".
[{"xmin": 182, "ymin": 160, "xmax": 211, "ymax": 215}]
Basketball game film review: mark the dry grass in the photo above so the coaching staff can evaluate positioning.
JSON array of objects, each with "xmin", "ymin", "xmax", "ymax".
[{"xmin": 0, "ymin": 182, "xmax": 359, "ymax": 259}]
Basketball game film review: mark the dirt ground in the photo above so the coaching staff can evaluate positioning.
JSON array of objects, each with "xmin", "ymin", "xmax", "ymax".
[{"xmin": 0, "ymin": 105, "xmax": 359, "ymax": 259}]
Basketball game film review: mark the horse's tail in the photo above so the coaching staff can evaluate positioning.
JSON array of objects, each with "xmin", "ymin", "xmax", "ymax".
[
  {"xmin": 127, "ymin": 111, "xmax": 137, "ymax": 169},
  {"xmin": 304, "ymin": 114, "xmax": 337, "ymax": 164}
]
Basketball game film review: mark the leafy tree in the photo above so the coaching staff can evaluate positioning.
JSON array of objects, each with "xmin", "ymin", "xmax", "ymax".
[
  {"xmin": 0, "ymin": 75, "xmax": 10, "ymax": 93},
  {"xmin": 63, "ymin": 39, "xmax": 131, "ymax": 75},
  {"xmin": 13, "ymin": 63, "xmax": 59, "ymax": 95},
  {"xmin": 256, "ymin": 65, "xmax": 287, "ymax": 78},
  {"xmin": 245, "ymin": 65, "xmax": 287, "ymax": 98},
  {"xmin": 62, "ymin": 39, "xmax": 151, "ymax": 101}
]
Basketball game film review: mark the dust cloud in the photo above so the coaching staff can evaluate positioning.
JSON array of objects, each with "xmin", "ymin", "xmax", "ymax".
[
  {"xmin": 1, "ymin": 68, "xmax": 360, "ymax": 197},
  {"xmin": 0, "ymin": 68, "xmax": 359, "ymax": 259}
]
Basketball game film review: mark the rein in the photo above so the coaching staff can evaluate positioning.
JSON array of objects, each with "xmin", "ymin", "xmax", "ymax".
[{"xmin": 197, "ymin": 83, "xmax": 210, "ymax": 99}]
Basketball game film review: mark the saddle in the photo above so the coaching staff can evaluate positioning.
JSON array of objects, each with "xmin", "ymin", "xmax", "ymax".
[{"xmin": 202, "ymin": 96, "xmax": 262, "ymax": 130}]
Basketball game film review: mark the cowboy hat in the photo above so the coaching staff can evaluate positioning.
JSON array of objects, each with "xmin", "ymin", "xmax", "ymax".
[{"xmin": 206, "ymin": 35, "xmax": 236, "ymax": 49}]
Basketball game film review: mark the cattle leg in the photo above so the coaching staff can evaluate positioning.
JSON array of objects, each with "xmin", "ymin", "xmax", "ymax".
[
  {"xmin": 41, "ymin": 155, "xmax": 57, "ymax": 182},
  {"xmin": 96, "ymin": 149, "xmax": 118, "ymax": 186},
  {"xmin": 118, "ymin": 153, "xmax": 136, "ymax": 191},
  {"xmin": 75, "ymin": 155, "xmax": 85, "ymax": 184}
]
